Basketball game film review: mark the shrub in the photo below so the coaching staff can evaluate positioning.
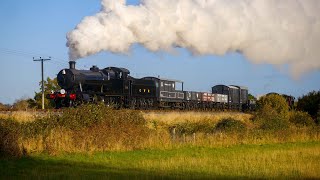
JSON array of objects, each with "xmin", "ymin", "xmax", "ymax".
[
  {"xmin": 289, "ymin": 111, "xmax": 315, "ymax": 127},
  {"xmin": 259, "ymin": 114, "xmax": 290, "ymax": 130},
  {"xmin": 255, "ymin": 94, "xmax": 290, "ymax": 130},
  {"xmin": 0, "ymin": 103, "xmax": 9, "ymax": 111},
  {"xmin": 257, "ymin": 94, "xmax": 290, "ymax": 119},
  {"xmin": 316, "ymin": 106, "xmax": 320, "ymax": 125},
  {"xmin": 297, "ymin": 90, "xmax": 320, "ymax": 119},
  {"xmin": 13, "ymin": 99, "xmax": 30, "ymax": 111},
  {"xmin": 55, "ymin": 105, "xmax": 149, "ymax": 152},
  {"xmin": 0, "ymin": 119, "xmax": 23, "ymax": 157},
  {"xmin": 172, "ymin": 119, "xmax": 214, "ymax": 135},
  {"xmin": 0, "ymin": 104, "xmax": 151, "ymax": 156},
  {"xmin": 58, "ymin": 103, "xmax": 111, "ymax": 130},
  {"xmin": 215, "ymin": 118, "xmax": 247, "ymax": 133}
]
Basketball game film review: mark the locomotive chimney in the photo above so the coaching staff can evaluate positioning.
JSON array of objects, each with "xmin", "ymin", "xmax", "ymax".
[{"xmin": 69, "ymin": 61, "xmax": 76, "ymax": 69}]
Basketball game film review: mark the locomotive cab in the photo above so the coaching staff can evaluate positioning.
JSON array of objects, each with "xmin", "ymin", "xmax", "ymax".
[{"xmin": 103, "ymin": 67, "xmax": 130, "ymax": 80}]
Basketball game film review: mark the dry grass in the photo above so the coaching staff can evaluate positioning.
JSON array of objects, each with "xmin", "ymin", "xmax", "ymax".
[
  {"xmin": 0, "ymin": 111, "xmax": 38, "ymax": 122},
  {"xmin": 1, "ymin": 109, "xmax": 320, "ymax": 156},
  {"xmin": 144, "ymin": 111, "xmax": 252, "ymax": 124},
  {"xmin": 143, "ymin": 111, "xmax": 253, "ymax": 130},
  {"xmin": 1, "ymin": 109, "xmax": 320, "ymax": 179}
]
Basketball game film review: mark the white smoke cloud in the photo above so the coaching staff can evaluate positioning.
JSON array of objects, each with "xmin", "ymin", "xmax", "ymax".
[{"xmin": 67, "ymin": 0, "xmax": 320, "ymax": 77}]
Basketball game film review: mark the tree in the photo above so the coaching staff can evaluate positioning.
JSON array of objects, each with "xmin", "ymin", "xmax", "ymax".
[
  {"xmin": 255, "ymin": 94, "xmax": 290, "ymax": 130},
  {"xmin": 248, "ymin": 94, "xmax": 256, "ymax": 100},
  {"xmin": 297, "ymin": 90, "xmax": 320, "ymax": 119},
  {"xmin": 33, "ymin": 77, "xmax": 59, "ymax": 109},
  {"xmin": 317, "ymin": 105, "xmax": 320, "ymax": 125},
  {"xmin": 0, "ymin": 102, "xmax": 9, "ymax": 111},
  {"xmin": 257, "ymin": 94, "xmax": 290, "ymax": 118},
  {"xmin": 13, "ymin": 99, "xmax": 30, "ymax": 111}
]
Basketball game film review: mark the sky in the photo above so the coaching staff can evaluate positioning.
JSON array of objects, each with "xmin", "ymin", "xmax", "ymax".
[{"xmin": 0, "ymin": 0, "xmax": 319, "ymax": 104}]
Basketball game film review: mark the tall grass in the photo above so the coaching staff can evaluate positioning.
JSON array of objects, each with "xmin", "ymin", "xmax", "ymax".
[
  {"xmin": 143, "ymin": 111, "xmax": 252, "ymax": 126},
  {"xmin": 0, "ymin": 105, "xmax": 150, "ymax": 156},
  {"xmin": 0, "ymin": 111, "xmax": 38, "ymax": 122},
  {"xmin": 1, "ymin": 107, "xmax": 320, "ymax": 157}
]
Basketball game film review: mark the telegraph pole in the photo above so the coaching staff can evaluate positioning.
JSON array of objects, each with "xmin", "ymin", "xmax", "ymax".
[{"xmin": 33, "ymin": 57, "xmax": 51, "ymax": 110}]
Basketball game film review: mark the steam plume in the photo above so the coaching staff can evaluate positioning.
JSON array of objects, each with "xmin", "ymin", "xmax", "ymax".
[{"xmin": 67, "ymin": 0, "xmax": 320, "ymax": 77}]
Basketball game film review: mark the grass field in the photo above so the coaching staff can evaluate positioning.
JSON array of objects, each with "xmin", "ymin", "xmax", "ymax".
[
  {"xmin": 1, "ymin": 141, "xmax": 319, "ymax": 179},
  {"xmin": 1, "ymin": 109, "xmax": 319, "ymax": 178}
]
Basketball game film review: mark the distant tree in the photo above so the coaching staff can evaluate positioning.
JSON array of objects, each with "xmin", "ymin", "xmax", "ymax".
[
  {"xmin": 0, "ymin": 102, "xmax": 9, "ymax": 110},
  {"xmin": 33, "ymin": 77, "xmax": 59, "ymax": 109},
  {"xmin": 297, "ymin": 90, "xmax": 320, "ymax": 119},
  {"xmin": 248, "ymin": 94, "xmax": 256, "ymax": 100},
  {"xmin": 26, "ymin": 98, "xmax": 37, "ymax": 109},
  {"xmin": 13, "ymin": 99, "xmax": 29, "ymax": 111},
  {"xmin": 317, "ymin": 105, "xmax": 320, "ymax": 125}
]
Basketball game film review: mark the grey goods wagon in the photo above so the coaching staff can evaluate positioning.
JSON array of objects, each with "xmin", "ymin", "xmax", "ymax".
[{"xmin": 212, "ymin": 85, "xmax": 248, "ymax": 110}]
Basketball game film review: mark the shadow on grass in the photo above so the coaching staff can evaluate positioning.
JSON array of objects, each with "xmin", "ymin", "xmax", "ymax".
[{"xmin": 0, "ymin": 155, "xmax": 247, "ymax": 179}]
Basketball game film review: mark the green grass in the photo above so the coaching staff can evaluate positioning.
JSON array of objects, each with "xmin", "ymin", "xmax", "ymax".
[{"xmin": 1, "ymin": 141, "xmax": 320, "ymax": 179}]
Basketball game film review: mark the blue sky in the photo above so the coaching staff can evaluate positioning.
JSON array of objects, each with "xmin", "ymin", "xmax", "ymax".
[{"xmin": 0, "ymin": 0, "xmax": 319, "ymax": 104}]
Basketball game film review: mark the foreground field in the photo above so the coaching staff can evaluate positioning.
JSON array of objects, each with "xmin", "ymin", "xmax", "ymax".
[
  {"xmin": 1, "ymin": 106, "xmax": 319, "ymax": 178},
  {"xmin": 1, "ymin": 142, "xmax": 319, "ymax": 179}
]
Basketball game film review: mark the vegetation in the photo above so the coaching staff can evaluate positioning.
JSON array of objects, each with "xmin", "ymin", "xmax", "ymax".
[
  {"xmin": 31, "ymin": 77, "xmax": 59, "ymax": 109},
  {"xmin": 297, "ymin": 90, "xmax": 320, "ymax": 121},
  {"xmin": 0, "ymin": 77, "xmax": 58, "ymax": 111},
  {"xmin": 0, "ymin": 104, "xmax": 150, "ymax": 156},
  {"xmin": 1, "ymin": 142, "xmax": 319, "ymax": 179},
  {"xmin": 248, "ymin": 93, "xmax": 256, "ymax": 100},
  {"xmin": 215, "ymin": 118, "xmax": 247, "ymax": 133},
  {"xmin": 0, "ymin": 102, "xmax": 9, "ymax": 111},
  {"xmin": 0, "ymin": 111, "xmax": 39, "ymax": 122},
  {"xmin": 1, "ymin": 105, "xmax": 319, "ymax": 157},
  {"xmin": 255, "ymin": 94, "xmax": 290, "ymax": 130},
  {"xmin": 12, "ymin": 98, "xmax": 30, "ymax": 111},
  {"xmin": 289, "ymin": 111, "xmax": 315, "ymax": 127},
  {"xmin": 318, "ymin": 106, "xmax": 320, "ymax": 124}
]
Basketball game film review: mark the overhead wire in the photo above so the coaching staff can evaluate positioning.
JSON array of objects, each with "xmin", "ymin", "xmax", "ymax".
[{"xmin": 0, "ymin": 47, "xmax": 69, "ymax": 66}]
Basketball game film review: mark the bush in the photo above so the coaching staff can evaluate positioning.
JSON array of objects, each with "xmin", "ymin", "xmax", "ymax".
[
  {"xmin": 172, "ymin": 119, "xmax": 214, "ymax": 135},
  {"xmin": 255, "ymin": 94, "xmax": 290, "ymax": 130},
  {"xmin": 0, "ymin": 103, "xmax": 9, "ymax": 111},
  {"xmin": 297, "ymin": 90, "xmax": 320, "ymax": 119},
  {"xmin": 0, "ymin": 119, "xmax": 23, "ymax": 157},
  {"xmin": 57, "ymin": 105, "xmax": 149, "ymax": 151},
  {"xmin": 289, "ymin": 111, "xmax": 315, "ymax": 127},
  {"xmin": 0, "ymin": 104, "xmax": 150, "ymax": 156},
  {"xmin": 13, "ymin": 99, "xmax": 30, "ymax": 111},
  {"xmin": 257, "ymin": 94, "xmax": 290, "ymax": 119},
  {"xmin": 317, "ymin": 106, "xmax": 320, "ymax": 125},
  {"xmin": 59, "ymin": 103, "xmax": 111, "ymax": 130},
  {"xmin": 258, "ymin": 114, "xmax": 290, "ymax": 130},
  {"xmin": 215, "ymin": 118, "xmax": 247, "ymax": 133}
]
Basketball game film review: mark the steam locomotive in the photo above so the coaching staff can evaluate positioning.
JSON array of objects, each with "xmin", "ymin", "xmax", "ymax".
[{"xmin": 47, "ymin": 61, "xmax": 257, "ymax": 110}]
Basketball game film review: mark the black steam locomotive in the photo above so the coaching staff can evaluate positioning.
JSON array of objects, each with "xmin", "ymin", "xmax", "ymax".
[{"xmin": 48, "ymin": 61, "xmax": 256, "ymax": 110}]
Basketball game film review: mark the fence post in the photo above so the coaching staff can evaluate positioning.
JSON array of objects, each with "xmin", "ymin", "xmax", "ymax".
[{"xmin": 171, "ymin": 127, "xmax": 176, "ymax": 142}]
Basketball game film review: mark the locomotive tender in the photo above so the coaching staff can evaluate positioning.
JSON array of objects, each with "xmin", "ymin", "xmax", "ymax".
[{"xmin": 47, "ymin": 61, "xmax": 254, "ymax": 110}]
